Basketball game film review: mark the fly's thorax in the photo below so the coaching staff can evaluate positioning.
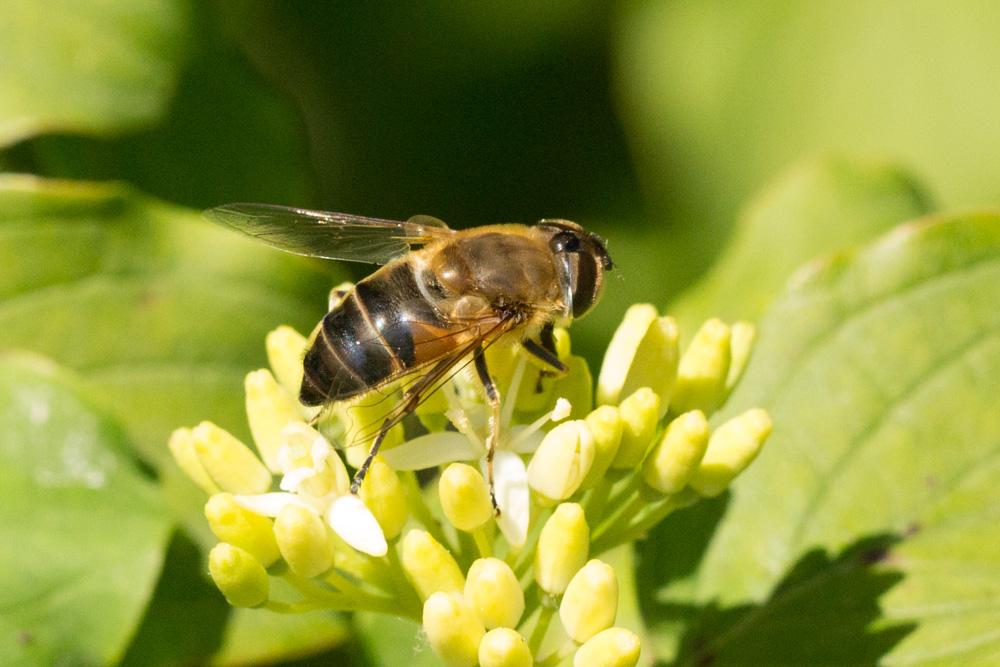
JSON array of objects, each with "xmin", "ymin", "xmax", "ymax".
[{"xmin": 428, "ymin": 229, "xmax": 561, "ymax": 310}]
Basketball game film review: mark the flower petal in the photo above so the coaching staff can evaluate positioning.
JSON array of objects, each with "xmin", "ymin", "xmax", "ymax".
[
  {"xmin": 327, "ymin": 494, "xmax": 388, "ymax": 557},
  {"xmin": 233, "ymin": 492, "xmax": 316, "ymax": 517},
  {"xmin": 279, "ymin": 467, "xmax": 316, "ymax": 493},
  {"xmin": 488, "ymin": 450, "xmax": 529, "ymax": 548},
  {"xmin": 381, "ymin": 432, "xmax": 480, "ymax": 470}
]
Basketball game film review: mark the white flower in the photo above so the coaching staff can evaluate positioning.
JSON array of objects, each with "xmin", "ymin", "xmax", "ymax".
[
  {"xmin": 234, "ymin": 422, "xmax": 387, "ymax": 557},
  {"xmin": 382, "ymin": 356, "xmax": 571, "ymax": 548}
]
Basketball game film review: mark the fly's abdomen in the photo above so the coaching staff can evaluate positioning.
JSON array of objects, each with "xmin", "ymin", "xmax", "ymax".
[{"xmin": 299, "ymin": 263, "xmax": 439, "ymax": 405}]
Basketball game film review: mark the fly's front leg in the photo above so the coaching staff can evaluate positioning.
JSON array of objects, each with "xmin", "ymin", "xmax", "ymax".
[{"xmin": 474, "ymin": 346, "xmax": 502, "ymax": 515}]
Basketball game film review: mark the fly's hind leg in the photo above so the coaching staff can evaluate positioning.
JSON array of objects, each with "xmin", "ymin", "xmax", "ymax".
[
  {"xmin": 349, "ymin": 356, "xmax": 453, "ymax": 494},
  {"xmin": 474, "ymin": 346, "xmax": 502, "ymax": 515}
]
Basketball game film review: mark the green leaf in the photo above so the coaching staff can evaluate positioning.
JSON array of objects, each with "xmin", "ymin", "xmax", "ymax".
[
  {"xmin": 353, "ymin": 612, "xmax": 443, "ymax": 667},
  {"xmin": 669, "ymin": 158, "xmax": 932, "ymax": 334},
  {"xmin": 0, "ymin": 0, "xmax": 192, "ymax": 146},
  {"xmin": 618, "ymin": 1, "xmax": 1000, "ymax": 263},
  {"xmin": 0, "ymin": 175, "xmax": 333, "ymax": 467},
  {"xmin": 0, "ymin": 352, "xmax": 172, "ymax": 665},
  {"xmin": 640, "ymin": 213, "xmax": 1000, "ymax": 664},
  {"xmin": 30, "ymin": 18, "xmax": 315, "ymax": 209},
  {"xmin": 214, "ymin": 608, "xmax": 350, "ymax": 667},
  {"xmin": 120, "ymin": 533, "xmax": 229, "ymax": 667}
]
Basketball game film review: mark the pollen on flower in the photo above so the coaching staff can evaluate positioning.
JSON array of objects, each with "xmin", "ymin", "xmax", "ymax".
[{"xmin": 169, "ymin": 307, "xmax": 771, "ymax": 666}]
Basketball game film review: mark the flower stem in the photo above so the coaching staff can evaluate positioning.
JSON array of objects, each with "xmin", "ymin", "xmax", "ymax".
[
  {"xmin": 528, "ymin": 604, "xmax": 556, "ymax": 658},
  {"xmin": 400, "ymin": 471, "xmax": 451, "ymax": 549},
  {"xmin": 472, "ymin": 526, "xmax": 493, "ymax": 558}
]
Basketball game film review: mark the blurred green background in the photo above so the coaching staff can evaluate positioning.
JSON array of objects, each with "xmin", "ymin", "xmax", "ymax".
[{"xmin": 3, "ymin": 1, "xmax": 1000, "ymax": 665}]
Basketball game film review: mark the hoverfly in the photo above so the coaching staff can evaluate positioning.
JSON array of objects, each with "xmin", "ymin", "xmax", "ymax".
[{"xmin": 206, "ymin": 204, "xmax": 614, "ymax": 507}]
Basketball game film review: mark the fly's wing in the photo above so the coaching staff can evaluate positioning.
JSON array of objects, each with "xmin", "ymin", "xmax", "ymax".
[
  {"xmin": 205, "ymin": 203, "xmax": 453, "ymax": 264},
  {"xmin": 333, "ymin": 311, "xmax": 522, "ymax": 448}
]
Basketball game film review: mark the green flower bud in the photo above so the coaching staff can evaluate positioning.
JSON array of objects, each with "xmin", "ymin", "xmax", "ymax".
[
  {"xmin": 191, "ymin": 422, "xmax": 271, "ymax": 494},
  {"xmin": 358, "ymin": 457, "xmax": 408, "ymax": 539},
  {"xmin": 611, "ymin": 388, "xmax": 661, "ymax": 469},
  {"xmin": 535, "ymin": 503, "xmax": 589, "ymax": 595},
  {"xmin": 209, "ymin": 543, "xmax": 269, "ymax": 608},
  {"xmin": 465, "ymin": 557, "xmax": 524, "ymax": 629},
  {"xmin": 401, "ymin": 529, "xmax": 465, "ymax": 600},
  {"xmin": 559, "ymin": 559, "xmax": 618, "ymax": 643},
  {"xmin": 245, "ymin": 369, "xmax": 302, "ymax": 472},
  {"xmin": 688, "ymin": 408, "xmax": 772, "ymax": 497},
  {"xmin": 527, "ymin": 420, "xmax": 595, "ymax": 501},
  {"xmin": 439, "ymin": 463, "xmax": 494, "ymax": 532},
  {"xmin": 479, "ymin": 628, "xmax": 532, "ymax": 667},
  {"xmin": 273, "ymin": 504, "xmax": 335, "ymax": 578},
  {"xmin": 671, "ymin": 319, "xmax": 732, "ymax": 416},
  {"xmin": 641, "ymin": 410, "xmax": 710, "ymax": 494},
  {"xmin": 168, "ymin": 427, "xmax": 219, "ymax": 495},
  {"xmin": 423, "ymin": 592, "xmax": 485, "ymax": 667},
  {"xmin": 204, "ymin": 493, "xmax": 280, "ymax": 566},
  {"xmin": 265, "ymin": 325, "xmax": 308, "ymax": 395},
  {"xmin": 597, "ymin": 305, "xmax": 679, "ymax": 410},
  {"xmin": 573, "ymin": 628, "xmax": 641, "ymax": 667},
  {"xmin": 579, "ymin": 405, "xmax": 623, "ymax": 489},
  {"xmin": 689, "ymin": 408, "xmax": 772, "ymax": 498}
]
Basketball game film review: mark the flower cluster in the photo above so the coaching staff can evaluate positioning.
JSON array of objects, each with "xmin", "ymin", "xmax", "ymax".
[{"xmin": 169, "ymin": 297, "xmax": 771, "ymax": 667}]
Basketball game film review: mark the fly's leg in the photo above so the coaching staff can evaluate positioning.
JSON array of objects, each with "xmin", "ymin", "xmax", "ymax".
[
  {"xmin": 522, "ymin": 339, "xmax": 567, "ymax": 374},
  {"xmin": 349, "ymin": 355, "xmax": 455, "ymax": 494},
  {"xmin": 474, "ymin": 346, "xmax": 502, "ymax": 515},
  {"xmin": 350, "ymin": 392, "xmax": 418, "ymax": 494}
]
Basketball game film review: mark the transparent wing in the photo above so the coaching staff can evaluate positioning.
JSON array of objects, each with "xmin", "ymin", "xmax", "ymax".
[{"xmin": 204, "ymin": 203, "xmax": 453, "ymax": 264}]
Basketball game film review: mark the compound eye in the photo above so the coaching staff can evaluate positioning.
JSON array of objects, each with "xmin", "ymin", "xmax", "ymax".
[{"xmin": 551, "ymin": 230, "xmax": 581, "ymax": 253}]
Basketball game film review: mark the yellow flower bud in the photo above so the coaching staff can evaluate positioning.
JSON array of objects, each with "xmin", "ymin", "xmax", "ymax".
[
  {"xmin": 597, "ymin": 305, "xmax": 679, "ymax": 410},
  {"xmin": 726, "ymin": 321, "xmax": 756, "ymax": 393},
  {"xmin": 689, "ymin": 409, "xmax": 772, "ymax": 497},
  {"xmin": 423, "ymin": 592, "xmax": 485, "ymax": 667},
  {"xmin": 465, "ymin": 558, "xmax": 524, "ymax": 629},
  {"xmin": 328, "ymin": 281, "xmax": 355, "ymax": 310},
  {"xmin": 611, "ymin": 388, "xmax": 661, "ymax": 469},
  {"xmin": 273, "ymin": 504, "xmax": 335, "ymax": 577},
  {"xmin": 416, "ymin": 384, "xmax": 450, "ymax": 432},
  {"xmin": 479, "ymin": 628, "xmax": 532, "ymax": 667},
  {"xmin": 168, "ymin": 427, "xmax": 219, "ymax": 495},
  {"xmin": 527, "ymin": 420, "xmax": 595, "ymax": 501},
  {"xmin": 208, "ymin": 543, "xmax": 269, "ymax": 608},
  {"xmin": 671, "ymin": 319, "xmax": 732, "ymax": 415},
  {"xmin": 573, "ymin": 628, "xmax": 641, "ymax": 667},
  {"xmin": 265, "ymin": 325, "xmax": 308, "ymax": 395},
  {"xmin": 245, "ymin": 369, "xmax": 302, "ymax": 472},
  {"xmin": 191, "ymin": 422, "xmax": 271, "ymax": 494},
  {"xmin": 641, "ymin": 410, "xmax": 710, "ymax": 494},
  {"xmin": 358, "ymin": 457, "xmax": 408, "ymax": 539},
  {"xmin": 535, "ymin": 503, "xmax": 589, "ymax": 595},
  {"xmin": 597, "ymin": 304, "xmax": 656, "ymax": 405},
  {"xmin": 579, "ymin": 406, "xmax": 623, "ymax": 489},
  {"xmin": 553, "ymin": 327, "xmax": 572, "ymax": 360},
  {"xmin": 330, "ymin": 531, "xmax": 392, "ymax": 591},
  {"xmin": 439, "ymin": 464, "xmax": 494, "ymax": 532},
  {"xmin": 559, "ymin": 560, "xmax": 618, "ymax": 643},
  {"xmin": 401, "ymin": 529, "xmax": 465, "ymax": 600},
  {"xmin": 548, "ymin": 356, "xmax": 594, "ymax": 420},
  {"xmin": 204, "ymin": 493, "xmax": 280, "ymax": 566}
]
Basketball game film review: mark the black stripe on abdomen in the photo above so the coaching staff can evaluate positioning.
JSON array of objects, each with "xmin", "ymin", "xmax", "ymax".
[{"xmin": 300, "ymin": 290, "xmax": 398, "ymax": 404}]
